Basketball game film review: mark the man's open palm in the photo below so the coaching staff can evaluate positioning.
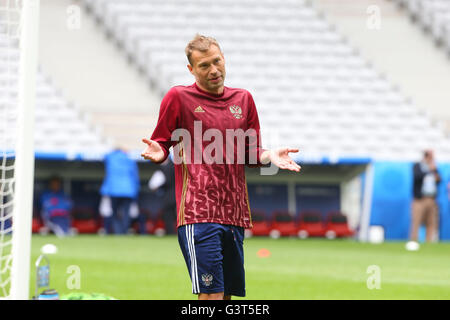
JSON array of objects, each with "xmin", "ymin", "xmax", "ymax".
[
  {"xmin": 270, "ymin": 148, "xmax": 301, "ymax": 172},
  {"xmin": 141, "ymin": 138, "xmax": 165, "ymax": 163}
]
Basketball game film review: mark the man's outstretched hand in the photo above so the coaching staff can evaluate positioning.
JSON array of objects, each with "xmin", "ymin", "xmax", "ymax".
[
  {"xmin": 142, "ymin": 139, "xmax": 300, "ymax": 171},
  {"xmin": 262, "ymin": 148, "xmax": 301, "ymax": 172},
  {"xmin": 141, "ymin": 138, "xmax": 165, "ymax": 163}
]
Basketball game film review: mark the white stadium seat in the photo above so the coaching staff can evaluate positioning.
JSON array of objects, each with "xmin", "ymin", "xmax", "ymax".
[{"xmin": 0, "ymin": 35, "xmax": 110, "ymax": 156}]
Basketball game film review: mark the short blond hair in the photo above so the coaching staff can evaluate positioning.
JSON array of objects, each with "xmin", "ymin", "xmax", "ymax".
[{"xmin": 185, "ymin": 34, "xmax": 221, "ymax": 65}]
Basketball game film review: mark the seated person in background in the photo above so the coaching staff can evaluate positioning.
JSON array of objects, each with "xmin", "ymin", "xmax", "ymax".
[{"xmin": 41, "ymin": 175, "xmax": 73, "ymax": 237}]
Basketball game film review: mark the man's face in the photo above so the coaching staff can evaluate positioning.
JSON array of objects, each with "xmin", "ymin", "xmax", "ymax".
[
  {"xmin": 50, "ymin": 179, "xmax": 62, "ymax": 192},
  {"xmin": 188, "ymin": 45, "xmax": 226, "ymax": 94},
  {"xmin": 425, "ymin": 150, "xmax": 434, "ymax": 162}
]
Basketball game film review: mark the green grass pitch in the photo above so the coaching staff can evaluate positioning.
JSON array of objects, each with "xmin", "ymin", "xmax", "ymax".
[{"xmin": 29, "ymin": 235, "xmax": 450, "ymax": 300}]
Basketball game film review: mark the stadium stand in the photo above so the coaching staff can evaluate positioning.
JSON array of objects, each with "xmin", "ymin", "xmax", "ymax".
[
  {"xmin": 394, "ymin": 0, "xmax": 450, "ymax": 52},
  {"xmin": 82, "ymin": 0, "xmax": 450, "ymax": 162},
  {"xmin": 0, "ymin": 25, "xmax": 111, "ymax": 157}
]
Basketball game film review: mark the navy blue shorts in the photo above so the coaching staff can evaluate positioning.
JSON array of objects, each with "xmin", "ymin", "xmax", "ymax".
[{"xmin": 178, "ymin": 223, "xmax": 245, "ymax": 297}]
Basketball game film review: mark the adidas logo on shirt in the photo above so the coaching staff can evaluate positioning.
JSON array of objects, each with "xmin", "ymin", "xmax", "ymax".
[{"xmin": 194, "ymin": 106, "xmax": 205, "ymax": 112}]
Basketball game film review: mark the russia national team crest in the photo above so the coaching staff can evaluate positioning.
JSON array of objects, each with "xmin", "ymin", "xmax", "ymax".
[
  {"xmin": 229, "ymin": 105, "xmax": 242, "ymax": 119},
  {"xmin": 201, "ymin": 274, "xmax": 213, "ymax": 287}
]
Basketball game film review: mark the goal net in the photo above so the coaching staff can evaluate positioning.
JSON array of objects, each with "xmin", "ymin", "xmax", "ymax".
[{"xmin": 0, "ymin": 0, "xmax": 39, "ymax": 300}]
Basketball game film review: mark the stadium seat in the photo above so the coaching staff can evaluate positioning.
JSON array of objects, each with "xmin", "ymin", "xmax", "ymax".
[
  {"xmin": 0, "ymin": 35, "xmax": 110, "ymax": 156},
  {"xmin": 395, "ymin": 0, "xmax": 450, "ymax": 51},
  {"xmin": 32, "ymin": 207, "xmax": 43, "ymax": 234},
  {"xmin": 270, "ymin": 210, "xmax": 298, "ymax": 237},
  {"xmin": 297, "ymin": 211, "xmax": 326, "ymax": 239},
  {"xmin": 32, "ymin": 217, "xmax": 43, "ymax": 234},
  {"xmin": 149, "ymin": 210, "xmax": 177, "ymax": 236},
  {"xmin": 324, "ymin": 211, "xmax": 354, "ymax": 239},
  {"xmin": 71, "ymin": 207, "xmax": 100, "ymax": 234},
  {"xmin": 72, "ymin": 219, "xmax": 100, "ymax": 234},
  {"xmin": 246, "ymin": 210, "xmax": 271, "ymax": 237},
  {"xmin": 137, "ymin": 209, "xmax": 155, "ymax": 234}
]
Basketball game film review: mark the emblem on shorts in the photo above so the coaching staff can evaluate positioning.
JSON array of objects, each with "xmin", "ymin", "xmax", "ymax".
[
  {"xmin": 229, "ymin": 105, "xmax": 242, "ymax": 119},
  {"xmin": 201, "ymin": 274, "xmax": 213, "ymax": 287}
]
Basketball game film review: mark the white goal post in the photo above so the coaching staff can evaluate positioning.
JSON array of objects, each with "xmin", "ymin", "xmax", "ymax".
[{"xmin": 6, "ymin": 0, "xmax": 39, "ymax": 300}]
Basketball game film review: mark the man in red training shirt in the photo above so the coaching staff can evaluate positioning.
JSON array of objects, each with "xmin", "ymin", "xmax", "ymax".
[{"xmin": 142, "ymin": 34, "xmax": 300, "ymax": 300}]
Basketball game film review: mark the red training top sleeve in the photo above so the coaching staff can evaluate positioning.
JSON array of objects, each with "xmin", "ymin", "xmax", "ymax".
[
  {"xmin": 150, "ymin": 87, "xmax": 181, "ymax": 163},
  {"xmin": 246, "ymin": 92, "xmax": 267, "ymax": 167}
]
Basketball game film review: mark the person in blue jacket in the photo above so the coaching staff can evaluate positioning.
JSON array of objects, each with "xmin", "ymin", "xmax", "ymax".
[
  {"xmin": 101, "ymin": 147, "xmax": 140, "ymax": 234},
  {"xmin": 41, "ymin": 175, "xmax": 73, "ymax": 236}
]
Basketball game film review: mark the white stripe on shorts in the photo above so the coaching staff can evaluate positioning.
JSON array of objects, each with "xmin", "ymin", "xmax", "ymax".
[
  {"xmin": 186, "ymin": 225, "xmax": 195, "ymax": 293},
  {"xmin": 186, "ymin": 225, "xmax": 199, "ymax": 294}
]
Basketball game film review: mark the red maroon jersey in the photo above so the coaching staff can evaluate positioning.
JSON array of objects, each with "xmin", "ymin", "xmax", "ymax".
[{"xmin": 150, "ymin": 83, "xmax": 265, "ymax": 228}]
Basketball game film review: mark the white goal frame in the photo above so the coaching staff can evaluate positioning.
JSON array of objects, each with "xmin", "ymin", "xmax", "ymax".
[{"xmin": 9, "ymin": 0, "xmax": 39, "ymax": 300}]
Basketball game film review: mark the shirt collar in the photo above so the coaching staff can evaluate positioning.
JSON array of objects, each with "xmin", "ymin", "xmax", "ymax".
[{"xmin": 194, "ymin": 82, "xmax": 226, "ymax": 98}]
